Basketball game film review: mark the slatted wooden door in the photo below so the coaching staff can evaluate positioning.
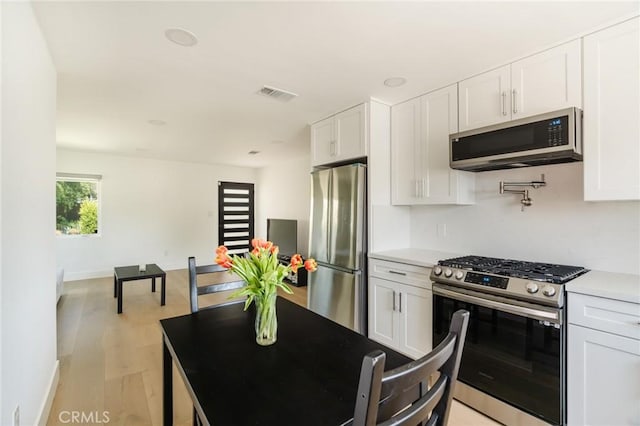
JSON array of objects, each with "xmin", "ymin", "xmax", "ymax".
[{"xmin": 218, "ymin": 181, "xmax": 255, "ymax": 254}]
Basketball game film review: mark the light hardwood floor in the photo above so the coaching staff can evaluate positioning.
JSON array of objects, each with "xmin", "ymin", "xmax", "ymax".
[{"xmin": 48, "ymin": 269, "xmax": 497, "ymax": 426}]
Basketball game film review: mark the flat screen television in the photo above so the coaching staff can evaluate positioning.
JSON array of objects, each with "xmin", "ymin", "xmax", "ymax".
[{"xmin": 266, "ymin": 218, "xmax": 297, "ymax": 257}]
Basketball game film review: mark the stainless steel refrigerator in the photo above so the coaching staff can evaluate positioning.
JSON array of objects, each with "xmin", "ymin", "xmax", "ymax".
[{"xmin": 308, "ymin": 163, "xmax": 366, "ymax": 334}]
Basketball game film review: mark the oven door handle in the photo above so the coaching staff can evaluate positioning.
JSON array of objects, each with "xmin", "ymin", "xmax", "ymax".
[{"xmin": 432, "ymin": 285, "xmax": 561, "ymax": 324}]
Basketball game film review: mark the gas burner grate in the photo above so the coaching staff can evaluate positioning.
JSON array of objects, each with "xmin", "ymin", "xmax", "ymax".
[{"xmin": 438, "ymin": 255, "xmax": 589, "ymax": 284}]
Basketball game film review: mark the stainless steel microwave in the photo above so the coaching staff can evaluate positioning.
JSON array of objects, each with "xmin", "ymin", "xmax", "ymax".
[{"xmin": 450, "ymin": 107, "xmax": 582, "ymax": 172}]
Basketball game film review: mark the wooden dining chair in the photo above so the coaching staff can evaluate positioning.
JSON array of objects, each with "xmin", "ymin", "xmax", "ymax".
[
  {"xmin": 353, "ymin": 309, "xmax": 470, "ymax": 426},
  {"xmin": 188, "ymin": 256, "xmax": 246, "ymax": 314}
]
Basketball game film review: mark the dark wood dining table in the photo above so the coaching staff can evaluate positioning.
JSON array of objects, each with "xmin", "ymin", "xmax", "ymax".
[{"xmin": 160, "ymin": 297, "xmax": 412, "ymax": 426}]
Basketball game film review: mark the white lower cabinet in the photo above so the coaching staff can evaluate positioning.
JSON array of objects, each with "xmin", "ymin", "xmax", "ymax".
[
  {"xmin": 567, "ymin": 293, "xmax": 640, "ymax": 426},
  {"xmin": 369, "ymin": 259, "xmax": 432, "ymax": 359}
]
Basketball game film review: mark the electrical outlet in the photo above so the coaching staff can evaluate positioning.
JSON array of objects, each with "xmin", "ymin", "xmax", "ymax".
[
  {"xmin": 164, "ymin": 249, "xmax": 169, "ymax": 256},
  {"xmin": 437, "ymin": 223, "xmax": 447, "ymax": 238},
  {"xmin": 13, "ymin": 406, "xmax": 19, "ymax": 426}
]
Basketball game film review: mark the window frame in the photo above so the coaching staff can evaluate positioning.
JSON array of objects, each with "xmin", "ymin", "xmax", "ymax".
[{"xmin": 56, "ymin": 172, "xmax": 103, "ymax": 238}]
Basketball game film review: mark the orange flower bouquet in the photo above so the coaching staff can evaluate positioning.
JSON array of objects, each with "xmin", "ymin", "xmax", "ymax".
[{"xmin": 215, "ymin": 238, "xmax": 317, "ymax": 345}]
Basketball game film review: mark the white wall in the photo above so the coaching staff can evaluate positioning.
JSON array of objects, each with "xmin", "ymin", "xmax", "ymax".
[
  {"xmin": 57, "ymin": 150, "xmax": 257, "ymax": 280},
  {"xmin": 1, "ymin": 2, "xmax": 58, "ymax": 425},
  {"xmin": 255, "ymin": 154, "xmax": 311, "ymax": 257},
  {"xmin": 410, "ymin": 162, "xmax": 640, "ymax": 274}
]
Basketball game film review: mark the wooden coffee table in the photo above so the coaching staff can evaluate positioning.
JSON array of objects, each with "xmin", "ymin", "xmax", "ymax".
[{"xmin": 113, "ymin": 264, "xmax": 166, "ymax": 314}]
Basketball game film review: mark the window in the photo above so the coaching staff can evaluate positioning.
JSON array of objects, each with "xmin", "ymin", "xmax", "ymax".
[
  {"xmin": 56, "ymin": 173, "xmax": 102, "ymax": 236},
  {"xmin": 218, "ymin": 181, "xmax": 254, "ymax": 254}
]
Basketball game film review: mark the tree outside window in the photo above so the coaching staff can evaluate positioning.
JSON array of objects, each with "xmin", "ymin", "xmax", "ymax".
[{"xmin": 56, "ymin": 174, "xmax": 101, "ymax": 235}]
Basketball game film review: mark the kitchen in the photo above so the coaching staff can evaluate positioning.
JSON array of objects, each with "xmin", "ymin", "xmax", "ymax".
[
  {"xmin": 2, "ymin": 2, "xmax": 639, "ymax": 426},
  {"xmin": 301, "ymin": 9, "xmax": 640, "ymax": 426}
]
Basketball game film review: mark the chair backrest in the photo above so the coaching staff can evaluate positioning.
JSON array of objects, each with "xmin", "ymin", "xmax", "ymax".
[
  {"xmin": 188, "ymin": 256, "xmax": 246, "ymax": 313},
  {"xmin": 353, "ymin": 309, "xmax": 470, "ymax": 426}
]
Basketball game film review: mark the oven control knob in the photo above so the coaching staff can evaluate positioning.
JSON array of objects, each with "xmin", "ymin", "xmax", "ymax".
[
  {"xmin": 542, "ymin": 286, "xmax": 556, "ymax": 297},
  {"xmin": 444, "ymin": 269, "xmax": 453, "ymax": 278},
  {"xmin": 454, "ymin": 271, "xmax": 464, "ymax": 280},
  {"xmin": 433, "ymin": 266, "xmax": 443, "ymax": 276},
  {"xmin": 525, "ymin": 282, "xmax": 539, "ymax": 294}
]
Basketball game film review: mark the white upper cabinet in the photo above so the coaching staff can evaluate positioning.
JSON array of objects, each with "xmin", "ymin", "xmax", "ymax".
[
  {"xmin": 391, "ymin": 85, "xmax": 474, "ymax": 205},
  {"xmin": 391, "ymin": 97, "xmax": 421, "ymax": 204},
  {"xmin": 458, "ymin": 65, "xmax": 511, "ymax": 131},
  {"xmin": 459, "ymin": 39, "xmax": 582, "ymax": 132},
  {"xmin": 583, "ymin": 17, "xmax": 640, "ymax": 201},
  {"xmin": 311, "ymin": 103, "xmax": 367, "ymax": 167},
  {"xmin": 511, "ymin": 38, "xmax": 582, "ymax": 119},
  {"xmin": 310, "ymin": 118, "xmax": 335, "ymax": 166}
]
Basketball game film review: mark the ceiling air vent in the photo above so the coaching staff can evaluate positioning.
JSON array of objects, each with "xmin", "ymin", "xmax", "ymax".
[{"xmin": 257, "ymin": 85, "xmax": 298, "ymax": 102}]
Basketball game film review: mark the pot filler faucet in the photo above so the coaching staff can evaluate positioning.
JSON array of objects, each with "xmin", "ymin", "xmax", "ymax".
[{"xmin": 499, "ymin": 174, "xmax": 547, "ymax": 210}]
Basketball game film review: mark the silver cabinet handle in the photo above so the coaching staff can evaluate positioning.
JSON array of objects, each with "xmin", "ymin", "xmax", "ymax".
[
  {"xmin": 389, "ymin": 270, "xmax": 407, "ymax": 276},
  {"xmin": 399, "ymin": 292, "xmax": 402, "ymax": 313},
  {"xmin": 501, "ymin": 91, "xmax": 507, "ymax": 116},
  {"xmin": 329, "ymin": 141, "xmax": 336, "ymax": 156},
  {"xmin": 414, "ymin": 179, "xmax": 419, "ymax": 198},
  {"xmin": 392, "ymin": 290, "xmax": 396, "ymax": 311},
  {"xmin": 512, "ymin": 89, "xmax": 518, "ymax": 114}
]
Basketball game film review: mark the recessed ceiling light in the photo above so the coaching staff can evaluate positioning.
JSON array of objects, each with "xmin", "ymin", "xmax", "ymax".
[
  {"xmin": 148, "ymin": 119, "xmax": 166, "ymax": 126},
  {"xmin": 248, "ymin": 150, "xmax": 260, "ymax": 155},
  {"xmin": 384, "ymin": 77, "xmax": 407, "ymax": 88},
  {"xmin": 164, "ymin": 28, "xmax": 198, "ymax": 47}
]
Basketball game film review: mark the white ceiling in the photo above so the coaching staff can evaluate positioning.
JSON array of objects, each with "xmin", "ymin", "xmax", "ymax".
[{"xmin": 33, "ymin": 1, "xmax": 639, "ymax": 168}]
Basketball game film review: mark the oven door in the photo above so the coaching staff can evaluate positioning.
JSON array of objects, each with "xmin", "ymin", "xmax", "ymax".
[{"xmin": 433, "ymin": 284, "xmax": 565, "ymax": 426}]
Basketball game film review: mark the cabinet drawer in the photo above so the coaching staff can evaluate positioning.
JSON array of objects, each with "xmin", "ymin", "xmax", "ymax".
[
  {"xmin": 568, "ymin": 293, "xmax": 640, "ymax": 340},
  {"xmin": 369, "ymin": 259, "xmax": 432, "ymax": 290}
]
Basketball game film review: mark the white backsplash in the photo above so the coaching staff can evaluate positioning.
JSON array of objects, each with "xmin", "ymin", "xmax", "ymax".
[{"xmin": 410, "ymin": 162, "xmax": 640, "ymax": 275}]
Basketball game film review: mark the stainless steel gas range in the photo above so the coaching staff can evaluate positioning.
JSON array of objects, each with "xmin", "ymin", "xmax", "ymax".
[{"xmin": 430, "ymin": 255, "xmax": 589, "ymax": 426}]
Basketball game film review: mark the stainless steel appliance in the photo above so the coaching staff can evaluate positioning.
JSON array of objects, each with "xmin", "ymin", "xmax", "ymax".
[
  {"xmin": 308, "ymin": 163, "xmax": 366, "ymax": 334},
  {"xmin": 431, "ymin": 255, "xmax": 589, "ymax": 426},
  {"xmin": 450, "ymin": 107, "xmax": 582, "ymax": 171}
]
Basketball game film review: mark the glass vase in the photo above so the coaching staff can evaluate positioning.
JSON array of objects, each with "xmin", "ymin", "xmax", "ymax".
[{"xmin": 255, "ymin": 291, "xmax": 277, "ymax": 346}]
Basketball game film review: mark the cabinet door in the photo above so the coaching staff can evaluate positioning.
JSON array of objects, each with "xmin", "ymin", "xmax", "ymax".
[
  {"xmin": 391, "ymin": 98, "xmax": 421, "ymax": 205},
  {"xmin": 458, "ymin": 65, "xmax": 511, "ymax": 131},
  {"xmin": 511, "ymin": 39, "xmax": 582, "ymax": 119},
  {"xmin": 335, "ymin": 103, "xmax": 367, "ymax": 162},
  {"xmin": 421, "ymin": 85, "xmax": 474, "ymax": 205},
  {"xmin": 368, "ymin": 277, "xmax": 398, "ymax": 348},
  {"xmin": 310, "ymin": 117, "xmax": 335, "ymax": 167},
  {"xmin": 568, "ymin": 324, "xmax": 640, "ymax": 426},
  {"xmin": 398, "ymin": 285, "xmax": 432, "ymax": 359},
  {"xmin": 583, "ymin": 17, "xmax": 640, "ymax": 201}
]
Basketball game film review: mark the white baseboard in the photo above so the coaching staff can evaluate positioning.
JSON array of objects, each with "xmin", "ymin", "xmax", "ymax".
[
  {"xmin": 65, "ymin": 263, "xmax": 185, "ymax": 282},
  {"xmin": 65, "ymin": 269, "xmax": 113, "ymax": 281},
  {"xmin": 36, "ymin": 360, "xmax": 59, "ymax": 426}
]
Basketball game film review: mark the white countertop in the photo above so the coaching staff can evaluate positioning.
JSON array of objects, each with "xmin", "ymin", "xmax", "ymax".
[
  {"xmin": 370, "ymin": 249, "xmax": 640, "ymax": 305},
  {"xmin": 369, "ymin": 248, "xmax": 462, "ymax": 269},
  {"xmin": 565, "ymin": 270, "xmax": 640, "ymax": 304}
]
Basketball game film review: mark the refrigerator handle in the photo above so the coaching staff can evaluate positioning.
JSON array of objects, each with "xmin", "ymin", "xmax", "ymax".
[{"xmin": 326, "ymin": 169, "xmax": 332, "ymax": 261}]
